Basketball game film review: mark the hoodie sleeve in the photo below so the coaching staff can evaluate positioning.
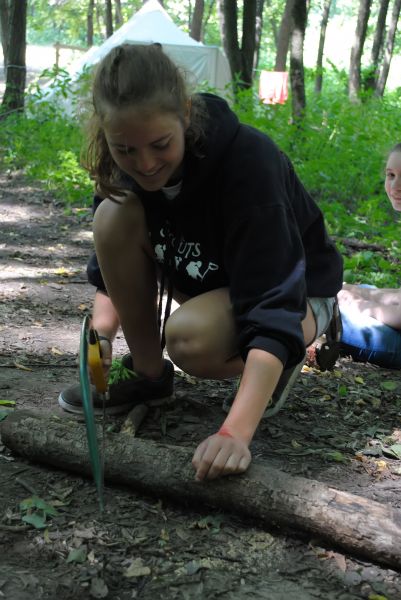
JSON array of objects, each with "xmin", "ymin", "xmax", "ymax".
[{"xmin": 222, "ymin": 130, "xmax": 317, "ymax": 368}]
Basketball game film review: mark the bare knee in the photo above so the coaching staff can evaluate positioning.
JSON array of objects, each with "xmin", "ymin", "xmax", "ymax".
[
  {"xmin": 93, "ymin": 194, "xmax": 147, "ymax": 251},
  {"xmin": 165, "ymin": 311, "xmax": 212, "ymax": 378}
]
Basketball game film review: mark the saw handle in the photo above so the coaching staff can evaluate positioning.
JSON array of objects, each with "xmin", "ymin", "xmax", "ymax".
[{"xmin": 88, "ymin": 328, "xmax": 108, "ymax": 394}]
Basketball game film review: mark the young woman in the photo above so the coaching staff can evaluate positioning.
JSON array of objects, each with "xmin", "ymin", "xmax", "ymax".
[
  {"xmin": 338, "ymin": 144, "xmax": 401, "ymax": 369},
  {"xmin": 59, "ymin": 44, "xmax": 343, "ymax": 480}
]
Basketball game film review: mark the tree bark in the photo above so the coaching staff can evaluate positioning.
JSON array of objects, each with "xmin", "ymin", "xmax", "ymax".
[
  {"xmin": 275, "ymin": 0, "xmax": 295, "ymax": 71},
  {"xmin": 114, "ymin": 0, "xmax": 123, "ymax": 27},
  {"xmin": 241, "ymin": 0, "xmax": 257, "ymax": 87},
  {"xmin": 87, "ymin": 0, "xmax": 95, "ymax": 47},
  {"xmin": 105, "ymin": 0, "xmax": 113, "ymax": 38},
  {"xmin": 190, "ymin": 0, "xmax": 204, "ymax": 41},
  {"xmin": 0, "ymin": 0, "xmax": 10, "ymax": 68},
  {"xmin": 0, "ymin": 0, "xmax": 27, "ymax": 117},
  {"xmin": 289, "ymin": 0, "xmax": 307, "ymax": 121},
  {"xmin": 375, "ymin": 0, "xmax": 401, "ymax": 97},
  {"xmin": 253, "ymin": 0, "xmax": 265, "ymax": 71},
  {"xmin": 348, "ymin": 0, "xmax": 372, "ymax": 102},
  {"xmin": 3, "ymin": 409, "xmax": 401, "ymax": 571},
  {"xmin": 365, "ymin": 0, "xmax": 389, "ymax": 91},
  {"xmin": 314, "ymin": 0, "xmax": 332, "ymax": 93},
  {"xmin": 218, "ymin": 0, "xmax": 256, "ymax": 90}
]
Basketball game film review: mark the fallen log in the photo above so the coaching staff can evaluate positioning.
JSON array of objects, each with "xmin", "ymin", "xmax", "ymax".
[{"xmin": 2, "ymin": 409, "xmax": 401, "ymax": 570}]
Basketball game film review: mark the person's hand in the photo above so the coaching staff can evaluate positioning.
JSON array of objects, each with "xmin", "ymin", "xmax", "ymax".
[
  {"xmin": 98, "ymin": 337, "xmax": 112, "ymax": 383},
  {"xmin": 192, "ymin": 427, "xmax": 251, "ymax": 481}
]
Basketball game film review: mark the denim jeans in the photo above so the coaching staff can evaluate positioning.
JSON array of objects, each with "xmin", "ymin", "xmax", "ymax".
[{"xmin": 340, "ymin": 285, "xmax": 401, "ymax": 369}]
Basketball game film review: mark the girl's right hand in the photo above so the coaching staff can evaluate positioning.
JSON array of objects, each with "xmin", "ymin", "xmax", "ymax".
[{"xmin": 98, "ymin": 337, "xmax": 112, "ymax": 383}]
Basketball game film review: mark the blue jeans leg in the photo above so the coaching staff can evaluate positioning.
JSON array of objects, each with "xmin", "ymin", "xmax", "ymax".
[{"xmin": 340, "ymin": 306, "xmax": 401, "ymax": 369}]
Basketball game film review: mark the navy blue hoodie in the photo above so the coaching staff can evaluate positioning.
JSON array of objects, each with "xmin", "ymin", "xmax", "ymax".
[{"xmin": 87, "ymin": 93, "xmax": 343, "ymax": 368}]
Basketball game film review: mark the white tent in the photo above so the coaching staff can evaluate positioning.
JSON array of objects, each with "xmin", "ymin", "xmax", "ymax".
[{"xmin": 42, "ymin": 0, "xmax": 231, "ymax": 111}]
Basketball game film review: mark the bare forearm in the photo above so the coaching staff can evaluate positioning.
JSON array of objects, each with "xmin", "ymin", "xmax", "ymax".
[
  {"xmin": 222, "ymin": 348, "xmax": 283, "ymax": 443},
  {"xmin": 339, "ymin": 285, "xmax": 401, "ymax": 329},
  {"xmin": 91, "ymin": 290, "xmax": 120, "ymax": 340}
]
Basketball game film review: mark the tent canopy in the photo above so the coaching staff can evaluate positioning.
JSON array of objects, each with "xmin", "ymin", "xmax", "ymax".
[{"xmin": 62, "ymin": 0, "xmax": 232, "ymax": 96}]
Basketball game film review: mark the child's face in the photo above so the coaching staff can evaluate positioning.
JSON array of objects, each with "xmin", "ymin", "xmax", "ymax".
[
  {"xmin": 385, "ymin": 150, "xmax": 401, "ymax": 212},
  {"xmin": 104, "ymin": 107, "xmax": 188, "ymax": 191}
]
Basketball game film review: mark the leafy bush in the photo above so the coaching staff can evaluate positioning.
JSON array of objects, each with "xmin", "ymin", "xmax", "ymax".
[{"xmin": 0, "ymin": 67, "xmax": 400, "ymax": 284}]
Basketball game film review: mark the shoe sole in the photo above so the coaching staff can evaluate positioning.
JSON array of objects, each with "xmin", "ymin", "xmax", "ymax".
[{"xmin": 58, "ymin": 392, "xmax": 175, "ymax": 416}]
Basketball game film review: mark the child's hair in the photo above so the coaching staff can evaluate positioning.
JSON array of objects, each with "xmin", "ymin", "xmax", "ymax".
[
  {"xmin": 83, "ymin": 43, "xmax": 206, "ymax": 197},
  {"xmin": 389, "ymin": 143, "xmax": 401, "ymax": 155}
]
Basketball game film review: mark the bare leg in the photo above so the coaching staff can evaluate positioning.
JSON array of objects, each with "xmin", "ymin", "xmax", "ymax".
[
  {"xmin": 93, "ymin": 194, "xmax": 164, "ymax": 379},
  {"xmin": 165, "ymin": 288, "xmax": 317, "ymax": 379}
]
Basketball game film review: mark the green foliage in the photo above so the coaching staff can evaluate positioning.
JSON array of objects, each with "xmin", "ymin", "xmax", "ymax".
[
  {"xmin": 0, "ymin": 66, "xmax": 399, "ymax": 285},
  {"xmin": 232, "ymin": 72, "xmax": 400, "ymax": 285},
  {"xmin": 0, "ymin": 67, "xmax": 93, "ymax": 207}
]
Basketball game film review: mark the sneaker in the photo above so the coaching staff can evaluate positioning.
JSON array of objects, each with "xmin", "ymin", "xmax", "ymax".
[
  {"xmin": 222, "ymin": 357, "xmax": 305, "ymax": 420},
  {"xmin": 58, "ymin": 355, "xmax": 175, "ymax": 415}
]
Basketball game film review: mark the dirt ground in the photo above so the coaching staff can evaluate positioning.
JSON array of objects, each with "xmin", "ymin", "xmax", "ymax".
[{"xmin": 1, "ymin": 170, "xmax": 401, "ymax": 600}]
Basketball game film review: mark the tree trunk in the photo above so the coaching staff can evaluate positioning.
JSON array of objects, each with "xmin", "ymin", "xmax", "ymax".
[
  {"xmin": 87, "ymin": 0, "xmax": 95, "ymax": 47},
  {"xmin": 0, "ymin": 0, "xmax": 27, "ymax": 117},
  {"xmin": 253, "ymin": 0, "xmax": 265, "ymax": 71},
  {"xmin": 114, "ymin": 0, "xmax": 123, "ymax": 27},
  {"xmin": 105, "ymin": 0, "xmax": 113, "ymax": 38},
  {"xmin": 375, "ymin": 0, "xmax": 401, "ymax": 96},
  {"xmin": 190, "ymin": 0, "xmax": 204, "ymax": 41},
  {"xmin": 314, "ymin": 0, "xmax": 332, "ymax": 93},
  {"xmin": 289, "ymin": 0, "xmax": 307, "ymax": 121},
  {"xmin": 0, "ymin": 0, "xmax": 10, "ymax": 68},
  {"xmin": 365, "ymin": 0, "xmax": 390, "ymax": 91},
  {"xmin": 275, "ymin": 0, "xmax": 295, "ymax": 71},
  {"xmin": 348, "ymin": 0, "xmax": 372, "ymax": 102},
  {"xmin": 203, "ymin": 0, "xmax": 215, "ymax": 32},
  {"xmin": 240, "ymin": 0, "xmax": 257, "ymax": 87},
  {"xmin": 218, "ymin": 0, "xmax": 241, "ymax": 84},
  {"xmin": 3, "ymin": 409, "xmax": 401, "ymax": 571}
]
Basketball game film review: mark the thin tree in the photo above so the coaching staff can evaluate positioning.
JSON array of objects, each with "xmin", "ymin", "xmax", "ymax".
[
  {"xmin": 1, "ymin": 0, "xmax": 27, "ymax": 117},
  {"xmin": 290, "ymin": 0, "xmax": 307, "ymax": 121},
  {"xmin": 203, "ymin": 0, "xmax": 216, "ymax": 32},
  {"xmin": 314, "ymin": 0, "xmax": 332, "ymax": 93},
  {"xmin": 348, "ymin": 0, "xmax": 372, "ymax": 102},
  {"xmin": 114, "ymin": 0, "xmax": 123, "ymax": 27},
  {"xmin": 218, "ymin": 0, "xmax": 257, "ymax": 90},
  {"xmin": 105, "ymin": 0, "xmax": 113, "ymax": 38},
  {"xmin": 253, "ymin": 0, "xmax": 265, "ymax": 71},
  {"xmin": 275, "ymin": 0, "xmax": 295, "ymax": 71},
  {"xmin": 87, "ymin": 0, "xmax": 95, "ymax": 47},
  {"xmin": 0, "ymin": 0, "xmax": 10, "ymax": 68},
  {"xmin": 375, "ymin": 0, "xmax": 401, "ymax": 96},
  {"xmin": 190, "ymin": 0, "xmax": 204, "ymax": 41},
  {"xmin": 365, "ymin": 0, "xmax": 390, "ymax": 91}
]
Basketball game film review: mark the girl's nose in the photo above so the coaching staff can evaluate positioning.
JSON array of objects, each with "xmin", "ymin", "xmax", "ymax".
[{"xmin": 135, "ymin": 151, "xmax": 157, "ymax": 174}]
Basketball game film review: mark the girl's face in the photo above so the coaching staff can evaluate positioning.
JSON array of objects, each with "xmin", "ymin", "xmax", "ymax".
[
  {"xmin": 385, "ymin": 149, "xmax": 401, "ymax": 212},
  {"xmin": 104, "ymin": 107, "xmax": 188, "ymax": 191}
]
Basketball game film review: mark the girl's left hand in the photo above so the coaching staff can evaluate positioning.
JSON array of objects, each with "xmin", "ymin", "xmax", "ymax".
[{"xmin": 192, "ymin": 429, "xmax": 251, "ymax": 481}]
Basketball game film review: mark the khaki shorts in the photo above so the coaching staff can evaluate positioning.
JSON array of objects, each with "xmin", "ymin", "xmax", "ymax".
[{"xmin": 308, "ymin": 297, "xmax": 336, "ymax": 338}]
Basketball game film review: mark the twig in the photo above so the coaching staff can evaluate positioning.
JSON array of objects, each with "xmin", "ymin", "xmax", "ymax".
[{"xmin": 15, "ymin": 477, "xmax": 38, "ymax": 495}]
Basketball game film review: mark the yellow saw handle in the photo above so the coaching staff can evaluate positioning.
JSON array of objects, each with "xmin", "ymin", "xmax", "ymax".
[{"xmin": 88, "ymin": 328, "xmax": 108, "ymax": 394}]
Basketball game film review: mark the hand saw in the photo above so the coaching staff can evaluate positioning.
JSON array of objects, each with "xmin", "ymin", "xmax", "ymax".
[{"xmin": 79, "ymin": 314, "xmax": 108, "ymax": 512}]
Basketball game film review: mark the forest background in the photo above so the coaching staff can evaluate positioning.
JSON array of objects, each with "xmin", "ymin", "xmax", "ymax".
[{"xmin": 0, "ymin": 0, "xmax": 400, "ymax": 288}]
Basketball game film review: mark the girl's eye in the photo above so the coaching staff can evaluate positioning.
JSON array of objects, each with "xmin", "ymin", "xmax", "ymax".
[{"xmin": 153, "ymin": 142, "xmax": 170, "ymax": 150}]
